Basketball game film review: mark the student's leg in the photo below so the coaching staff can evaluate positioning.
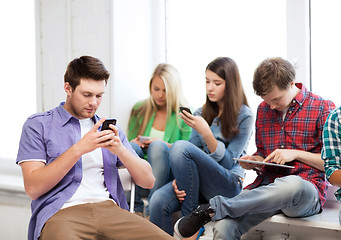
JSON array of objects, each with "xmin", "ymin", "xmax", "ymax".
[
  {"xmin": 39, "ymin": 204, "xmax": 98, "ymax": 240},
  {"xmin": 209, "ymin": 176, "xmax": 321, "ymax": 239},
  {"xmin": 211, "ymin": 175, "xmax": 321, "ymax": 220},
  {"xmin": 170, "ymin": 140, "xmax": 243, "ymax": 216},
  {"xmin": 40, "ymin": 201, "xmax": 175, "ymax": 240},
  {"xmin": 149, "ymin": 181, "xmax": 181, "ymax": 235},
  {"xmin": 176, "ymin": 176, "xmax": 321, "ymax": 239},
  {"xmin": 129, "ymin": 142, "xmax": 146, "ymax": 213},
  {"xmin": 213, "ymin": 211, "xmax": 278, "ymax": 240},
  {"xmin": 97, "ymin": 201, "xmax": 175, "ymax": 240},
  {"xmin": 146, "ymin": 141, "xmax": 171, "ymax": 215}
]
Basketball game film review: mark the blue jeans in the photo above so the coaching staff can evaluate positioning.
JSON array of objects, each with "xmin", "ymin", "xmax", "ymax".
[
  {"xmin": 211, "ymin": 175, "xmax": 322, "ymax": 240},
  {"xmin": 149, "ymin": 140, "xmax": 243, "ymax": 235},
  {"xmin": 130, "ymin": 141, "xmax": 172, "ymax": 213}
]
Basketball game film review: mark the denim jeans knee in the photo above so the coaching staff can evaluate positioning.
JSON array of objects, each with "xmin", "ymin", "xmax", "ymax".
[
  {"xmin": 213, "ymin": 218, "xmax": 241, "ymax": 240},
  {"xmin": 130, "ymin": 142, "xmax": 144, "ymax": 158},
  {"xmin": 147, "ymin": 140, "xmax": 171, "ymax": 193},
  {"xmin": 277, "ymin": 175, "xmax": 321, "ymax": 217},
  {"xmin": 169, "ymin": 140, "xmax": 192, "ymax": 165}
]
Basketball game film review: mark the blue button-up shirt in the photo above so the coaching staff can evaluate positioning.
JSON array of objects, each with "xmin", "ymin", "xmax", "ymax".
[{"xmin": 16, "ymin": 103, "xmax": 133, "ymax": 240}]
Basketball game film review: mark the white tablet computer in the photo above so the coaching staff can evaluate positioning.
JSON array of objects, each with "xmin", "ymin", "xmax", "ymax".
[{"xmin": 233, "ymin": 158, "xmax": 295, "ymax": 169}]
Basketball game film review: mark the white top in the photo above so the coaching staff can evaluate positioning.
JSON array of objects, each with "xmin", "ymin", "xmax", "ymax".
[
  {"xmin": 282, "ymin": 108, "xmax": 289, "ymax": 120},
  {"xmin": 62, "ymin": 118, "xmax": 111, "ymax": 209},
  {"xmin": 149, "ymin": 127, "xmax": 165, "ymax": 140}
]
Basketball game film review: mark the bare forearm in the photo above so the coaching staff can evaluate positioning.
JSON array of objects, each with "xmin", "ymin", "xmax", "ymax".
[
  {"xmin": 201, "ymin": 131, "xmax": 218, "ymax": 153},
  {"xmin": 295, "ymin": 151, "xmax": 324, "ymax": 171},
  {"xmin": 21, "ymin": 145, "xmax": 82, "ymax": 200},
  {"xmin": 116, "ymin": 146, "xmax": 155, "ymax": 189},
  {"xmin": 328, "ymin": 170, "xmax": 341, "ymax": 187}
]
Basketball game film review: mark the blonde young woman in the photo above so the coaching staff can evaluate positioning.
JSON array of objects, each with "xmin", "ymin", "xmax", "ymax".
[
  {"xmin": 128, "ymin": 63, "xmax": 192, "ymax": 215},
  {"xmin": 149, "ymin": 57, "xmax": 254, "ymax": 237}
]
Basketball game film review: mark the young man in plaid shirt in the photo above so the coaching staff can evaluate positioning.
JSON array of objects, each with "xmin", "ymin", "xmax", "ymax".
[
  {"xmin": 174, "ymin": 57, "xmax": 335, "ymax": 239},
  {"xmin": 322, "ymin": 106, "xmax": 341, "ymax": 224}
]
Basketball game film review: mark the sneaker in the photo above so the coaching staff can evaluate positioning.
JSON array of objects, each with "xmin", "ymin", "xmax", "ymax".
[
  {"xmin": 196, "ymin": 226, "xmax": 205, "ymax": 240},
  {"xmin": 174, "ymin": 204, "xmax": 214, "ymax": 238}
]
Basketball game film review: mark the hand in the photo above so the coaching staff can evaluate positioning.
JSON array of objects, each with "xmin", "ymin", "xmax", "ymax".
[
  {"xmin": 238, "ymin": 155, "xmax": 264, "ymax": 170},
  {"xmin": 103, "ymin": 124, "xmax": 126, "ymax": 155},
  {"xmin": 172, "ymin": 179, "xmax": 186, "ymax": 203},
  {"xmin": 180, "ymin": 111, "xmax": 210, "ymax": 136},
  {"xmin": 139, "ymin": 136, "xmax": 154, "ymax": 149},
  {"xmin": 76, "ymin": 118, "xmax": 115, "ymax": 155},
  {"xmin": 130, "ymin": 136, "xmax": 154, "ymax": 149},
  {"xmin": 264, "ymin": 149, "xmax": 297, "ymax": 165},
  {"xmin": 130, "ymin": 137, "xmax": 146, "ymax": 148},
  {"xmin": 142, "ymin": 138, "xmax": 172, "ymax": 149}
]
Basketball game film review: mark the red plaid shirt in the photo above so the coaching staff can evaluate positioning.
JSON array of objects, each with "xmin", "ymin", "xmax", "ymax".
[{"xmin": 245, "ymin": 83, "xmax": 335, "ymax": 206}]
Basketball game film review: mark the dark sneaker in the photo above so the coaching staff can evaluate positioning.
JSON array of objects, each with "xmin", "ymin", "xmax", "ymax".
[{"xmin": 174, "ymin": 204, "xmax": 214, "ymax": 238}]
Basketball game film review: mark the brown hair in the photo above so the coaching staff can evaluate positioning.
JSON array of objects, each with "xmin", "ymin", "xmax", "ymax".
[
  {"xmin": 64, "ymin": 56, "xmax": 110, "ymax": 90},
  {"xmin": 253, "ymin": 57, "xmax": 295, "ymax": 96},
  {"xmin": 202, "ymin": 57, "xmax": 249, "ymax": 139}
]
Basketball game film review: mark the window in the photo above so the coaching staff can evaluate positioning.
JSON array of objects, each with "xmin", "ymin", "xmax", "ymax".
[
  {"xmin": 166, "ymin": 0, "xmax": 287, "ymax": 156},
  {"xmin": 311, "ymin": 0, "xmax": 341, "ymax": 106},
  {"xmin": 0, "ymin": 0, "xmax": 36, "ymax": 167}
]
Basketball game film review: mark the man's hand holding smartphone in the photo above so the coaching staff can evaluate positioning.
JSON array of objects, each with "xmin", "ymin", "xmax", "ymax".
[
  {"xmin": 101, "ymin": 119, "xmax": 117, "ymax": 131},
  {"xmin": 100, "ymin": 119, "xmax": 117, "ymax": 144}
]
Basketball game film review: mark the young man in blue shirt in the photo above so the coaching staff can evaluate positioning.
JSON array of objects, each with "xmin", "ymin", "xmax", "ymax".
[{"xmin": 17, "ymin": 56, "xmax": 174, "ymax": 240}]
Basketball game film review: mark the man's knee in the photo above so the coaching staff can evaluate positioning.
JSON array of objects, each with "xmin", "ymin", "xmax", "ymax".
[
  {"xmin": 279, "ymin": 176, "xmax": 320, "ymax": 217},
  {"xmin": 40, "ymin": 217, "xmax": 80, "ymax": 240},
  {"xmin": 213, "ymin": 219, "xmax": 241, "ymax": 240},
  {"xmin": 275, "ymin": 175, "xmax": 308, "ymax": 196}
]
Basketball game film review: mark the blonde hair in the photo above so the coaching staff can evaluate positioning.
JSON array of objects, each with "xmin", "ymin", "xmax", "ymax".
[{"xmin": 129, "ymin": 63, "xmax": 187, "ymax": 136}]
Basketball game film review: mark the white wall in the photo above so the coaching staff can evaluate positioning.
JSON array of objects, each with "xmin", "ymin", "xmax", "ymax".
[
  {"xmin": 0, "ymin": 1, "xmax": 315, "ymax": 239},
  {"xmin": 36, "ymin": 0, "xmax": 113, "ymax": 116},
  {"xmin": 286, "ymin": 0, "xmax": 311, "ymax": 88},
  {"xmin": 36, "ymin": 0, "xmax": 312, "ymax": 134},
  {"xmin": 36, "ymin": 0, "xmax": 166, "ymax": 133},
  {"xmin": 111, "ymin": 0, "xmax": 166, "ymax": 131}
]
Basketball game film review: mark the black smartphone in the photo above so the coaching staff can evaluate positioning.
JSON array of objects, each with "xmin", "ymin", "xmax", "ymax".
[
  {"xmin": 180, "ymin": 107, "xmax": 192, "ymax": 114},
  {"xmin": 101, "ymin": 119, "xmax": 117, "ymax": 131}
]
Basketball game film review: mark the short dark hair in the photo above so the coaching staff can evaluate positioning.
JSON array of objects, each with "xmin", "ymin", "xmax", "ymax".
[
  {"xmin": 253, "ymin": 57, "xmax": 295, "ymax": 96},
  {"xmin": 64, "ymin": 56, "xmax": 110, "ymax": 90}
]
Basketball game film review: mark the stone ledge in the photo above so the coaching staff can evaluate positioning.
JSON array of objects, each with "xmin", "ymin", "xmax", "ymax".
[{"xmin": 0, "ymin": 173, "xmax": 30, "ymax": 207}]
